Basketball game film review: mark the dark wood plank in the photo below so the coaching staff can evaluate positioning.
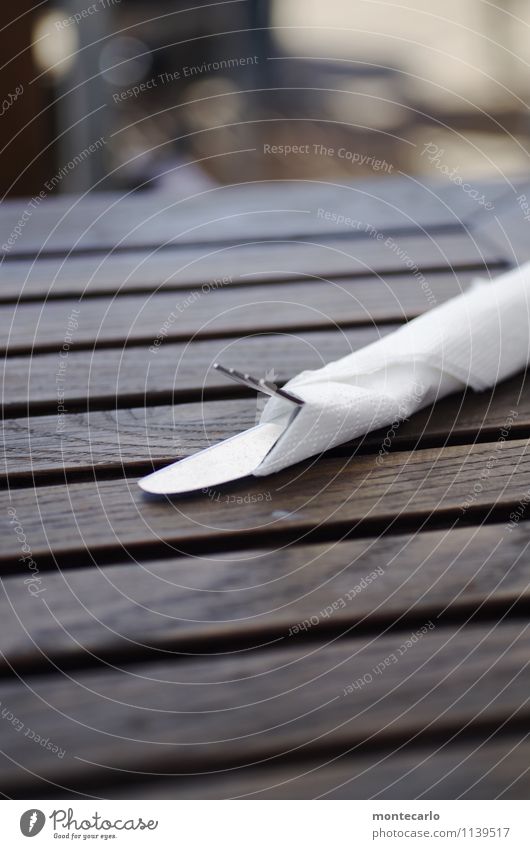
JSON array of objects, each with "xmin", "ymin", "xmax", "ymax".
[
  {"xmin": 0, "ymin": 522, "xmax": 529, "ymax": 671},
  {"xmin": 0, "ymin": 273, "xmax": 470, "ymax": 355},
  {"xmin": 0, "ymin": 178, "xmax": 510, "ymax": 257},
  {"xmin": 0, "ymin": 233, "xmax": 503, "ymax": 304},
  {"xmin": 0, "ymin": 621, "xmax": 527, "ymax": 791},
  {"xmin": 103, "ymin": 734, "xmax": 530, "ymax": 799},
  {"xmin": 1, "ymin": 325, "xmax": 390, "ymax": 416},
  {"xmin": 2, "ymin": 401, "xmax": 250, "ymax": 479},
  {"xmin": 2, "ymin": 438, "xmax": 530, "ymax": 566},
  {"xmin": 3, "ymin": 372, "xmax": 530, "ymax": 480}
]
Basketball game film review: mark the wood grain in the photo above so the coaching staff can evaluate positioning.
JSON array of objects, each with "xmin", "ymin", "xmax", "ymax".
[
  {"xmin": 0, "ymin": 621, "xmax": 527, "ymax": 791},
  {"xmin": 0, "ymin": 232, "xmax": 503, "ymax": 307},
  {"xmin": 2, "ymin": 438, "xmax": 530, "ymax": 567},
  {"xmin": 0, "ymin": 522, "xmax": 529, "ymax": 671},
  {"xmin": 0, "ymin": 273, "xmax": 470, "ymax": 355},
  {"xmin": 1, "ymin": 325, "xmax": 390, "ymax": 416},
  {"xmin": 1, "ymin": 177, "xmax": 526, "ymax": 801},
  {"xmin": 0, "ymin": 178, "xmax": 510, "ymax": 257},
  {"xmin": 3, "ymin": 372, "xmax": 530, "ymax": 481}
]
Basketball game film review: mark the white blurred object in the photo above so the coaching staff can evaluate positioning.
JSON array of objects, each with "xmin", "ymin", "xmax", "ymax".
[{"xmin": 32, "ymin": 10, "xmax": 78, "ymax": 80}]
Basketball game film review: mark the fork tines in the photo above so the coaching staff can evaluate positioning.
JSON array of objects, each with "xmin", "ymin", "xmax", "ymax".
[{"xmin": 213, "ymin": 363, "xmax": 303, "ymax": 407}]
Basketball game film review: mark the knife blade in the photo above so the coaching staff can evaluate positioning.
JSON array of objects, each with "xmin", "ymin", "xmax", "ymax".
[
  {"xmin": 137, "ymin": 364, "xmax": 303, "ymax": 495},
  {"xmin": 137, "ymin": 421, "xmax": 286, "ymax": 495}
]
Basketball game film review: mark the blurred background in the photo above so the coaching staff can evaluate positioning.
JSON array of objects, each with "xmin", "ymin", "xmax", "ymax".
[{"xmin": 2, "ymin": 0, "xmax": 530, "ymax": 197}]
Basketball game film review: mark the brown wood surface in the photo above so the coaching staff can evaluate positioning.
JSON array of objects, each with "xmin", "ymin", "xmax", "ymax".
[
  {"xmin": 104, "ymin": 734, "xmax": 530, "ymax": 799},
  {"xmin": 0, "ymin": 178, "xmax": 511, "ymax": 257},
  {"xmin": 1, "ymin": 325, "xmax": 390, "ymax": 416},
  {"xmin": 3, "ymin": 372, "xmax": 530, "ymax": 481},
  {"xmin": 0, "ymin": 236, "xmax": 500, "ymax": 305},
  {"xmin": 0, "ymin": 621, "xmax": 527, "ymax": 792},
  {"xmin": 2, "ymin": 438, "xmax": 530, "ymax": 568},
  {"xmin": 1, "ymin": 178, "xmax": 528, "ymax": 799},
  {"xmin": 5, "ymin": 732, "xmax": 530, "ymax": 800},
  {"xmin": 0, "ymin": 522, "xmax": 528, "ymax": 673},
  {"xmin": 0, "ymin": 272, "xmax": 470, "ymax": 356},
  {"xmin": 0, "ymin": 233, "xmax": 506, "ymax": 303}
]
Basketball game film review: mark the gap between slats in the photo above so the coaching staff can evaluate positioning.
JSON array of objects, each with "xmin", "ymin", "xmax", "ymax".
[
  {"xmin": 0, "ymin": 222, "xmax": 470, "ymax": 262},
  {"xmin": 19, "ymin": 725, "xmax": 529, "ymax": 800},
  {"xmin": 3, "ymin": 715, "xmax": 528, "ymax": 800},
  {"xmin": 3, "ymin": 371, "xmax": 529, "ymax": 486},
  {"xmin": 0, "ymin": 270, "xmax": 474, "ymax": 357},
  {"xmin": 0, "ymin": 620, "xmax": 527, "ymax": 792},
  {"xmin": 0, "ymin": 506, "xmax": 524, "ymax": 576},
  {"xmin": 0, "ymin": 230, "xmax": 506, "ymax": 305},
  {"xmin": 2, "ymin": 437, "xmax": 530, "ymax": 573},
  {"xmin": 1, "ymin": 590, "xmax": 529, "ymax": 679},
  {"xmin": 0, "ymin": 257, "xmax": 504, "ymax": 306}
]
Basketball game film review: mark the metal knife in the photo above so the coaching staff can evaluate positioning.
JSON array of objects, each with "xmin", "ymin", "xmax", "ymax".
[{"xmin": 137, "ymin": 364, "xmax": 303, "ymax": 495}]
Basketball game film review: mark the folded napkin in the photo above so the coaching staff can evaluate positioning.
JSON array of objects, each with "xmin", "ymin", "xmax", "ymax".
[{"xmin": 254, "ymin": 262, "xmax": 530, "ymax": 476}]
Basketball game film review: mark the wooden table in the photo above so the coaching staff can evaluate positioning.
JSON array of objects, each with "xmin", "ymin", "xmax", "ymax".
[{"xmin": 1, "ymin": 177, "xmax": 530, "ymax": 799}]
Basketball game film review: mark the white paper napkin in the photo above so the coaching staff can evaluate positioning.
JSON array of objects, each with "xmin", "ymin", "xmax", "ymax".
[{"xmin": 254, "ymin": 262, "xmax": 530, "ymax": 476}]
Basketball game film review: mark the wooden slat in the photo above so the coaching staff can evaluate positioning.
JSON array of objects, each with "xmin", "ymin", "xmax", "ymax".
[
  {"xmin": 0, "ymin": 233, "xmax": 503, "ymax": 304},
  {"xmin": 3, "ymin": 372, "xmax": 530, "ymax": 480},
  {"xmin": 2, "ymin": 438, "xmax": 530, "ymax": 566},
  {"xmin": 103, "ymin": 734, "xmax": 530, "ymax": 799},
  {"xmin": 0, "ymin": 273, "xmax": 470, "ymax": 355},
  {"xmin": 0, "ymin": 178, "xmax": 510, "ymax": 257},
  {"xmin": 1, "ymin": 400, "xmax": 250, "ymax": 479},
  {"xmin": 0, "ymin": 621, "xmax": 527, "ymax": 790},
  {"xmin": 1, "ymin": 326, "xmax": 390, "ymax": 416},
  {"xmin": 0, "ymin": 522, "xmax": 529, "ymax": 671}
]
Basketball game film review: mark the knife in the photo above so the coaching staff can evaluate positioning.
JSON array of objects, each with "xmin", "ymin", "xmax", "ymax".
[{"xmin": 137, "ymin": 364, "xmax": 303, "ymax": 495}]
